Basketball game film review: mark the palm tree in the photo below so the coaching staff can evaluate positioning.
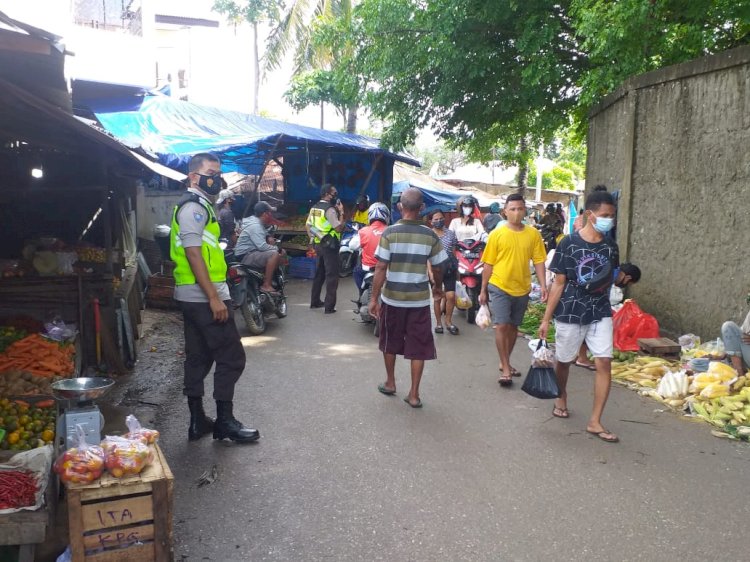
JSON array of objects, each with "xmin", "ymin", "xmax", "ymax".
[
  {"xmin": 212, "ymin": 0, "xmax": 281, "ymax": 115},
  {"xmin": 265, "ymin": 0, "xmax": 359, "ymax": 132}
]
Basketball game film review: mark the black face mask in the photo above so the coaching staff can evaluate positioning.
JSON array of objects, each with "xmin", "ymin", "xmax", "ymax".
[{"xmin": 196, "ymin": 173, "xmax": 222, "ymax": 196}]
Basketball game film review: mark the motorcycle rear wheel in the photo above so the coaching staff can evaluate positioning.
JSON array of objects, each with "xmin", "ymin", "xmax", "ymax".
[{"xmin": 241, "ymin": 291, "xmax": 266, "ymax": 335}]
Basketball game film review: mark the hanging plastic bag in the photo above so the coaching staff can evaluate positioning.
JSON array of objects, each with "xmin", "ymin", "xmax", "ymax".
[
  {"xmin": 475, "ymin": 304, "xmax": 492, "ymax": 330},
  {"xmin": 455, "ymin": 283, "xmax": 471, "ymax": 310},
  {"xmin": 613, "ymin": 300, "xmax": 659, "ymax": 352},
  {"xmin": 522, "ymin": 340, "xmax": 560, "ymax": 399},
  {"xmin": 53, "ymin": 424, "xmax": 105, "ymax": 485},
  {"xmin": 123, "ymin": 414, "xmax": 160, "ymax": 445}
]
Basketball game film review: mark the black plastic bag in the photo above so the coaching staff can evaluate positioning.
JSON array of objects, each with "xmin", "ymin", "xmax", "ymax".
[
  {"xmin": 522, "ymin": 367, "xmax": 561, "ymax": 399},
  {"xmin": 522, "ymin": 340, "xmax": 560, "ymax": 399}
]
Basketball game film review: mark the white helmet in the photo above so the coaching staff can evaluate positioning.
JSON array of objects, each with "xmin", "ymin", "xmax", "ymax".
[{"xmin": 367, "ymin": 202, "xmax": 390, "ymax": 225}]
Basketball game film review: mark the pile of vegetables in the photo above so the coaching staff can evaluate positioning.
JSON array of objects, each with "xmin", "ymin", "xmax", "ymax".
[
  {"xmin": 0, "ymin": 327, "xmax": 27, "ymax": 353},
  {"xmin": 0, "ymin": 334, "xmax": 75, "ymax": 377},
  {"xmin": 0, "ymin": 371, "xmax": 63, "ymax": 396},
  {"xmin": 0, "ymin": 469, "xmax": 38, "ymax": 509},
  {"xmin": 0, "ymin": 398, "xmax": 56, "ymax": 451},
  {"xmin": 519, "ymin": 303, "xmax": 555, "ymax": 342}
]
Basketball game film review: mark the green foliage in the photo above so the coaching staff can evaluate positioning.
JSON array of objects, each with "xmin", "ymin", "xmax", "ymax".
[
  {"xmin": 347, "ymin": 0, "xmax": 748, "ymax": 156},
  {"xmin": 410, "ymin": 143, "xmax": 467, "ymax": 175},
  {"xmin": 527, "ymin": 161, "xmax": 578, "ymax": 192},
  {"xmin": 284, "ymin": 68, "xmax": 358, "ymax": 118},
  {"xmin": 212, "ymin": 0, "xmax": 280, "ymax": 24}
]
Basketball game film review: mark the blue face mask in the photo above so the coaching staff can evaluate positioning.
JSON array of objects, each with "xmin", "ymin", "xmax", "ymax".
[{"xmin": 592, "ymin": 216, "xmax": 614, "ymax": 234}]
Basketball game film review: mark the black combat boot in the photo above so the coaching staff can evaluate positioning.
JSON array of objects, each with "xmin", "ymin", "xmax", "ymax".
[
  {"xmin": 213, "ymin": 401, "xmax": 260, "ymax": 443},
  {"xmin": 187, "ymin": 396, "xmax": 215, "ymax": 441}
]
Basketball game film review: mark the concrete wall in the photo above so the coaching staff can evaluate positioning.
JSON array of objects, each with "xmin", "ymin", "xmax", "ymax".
[
  {"xmin": 587, "ymin": 46, "xmax": 750, "ymax": 339},
  {"xmin": 136, "ymin": 186, "xmax": 183, "ymax": 241}
]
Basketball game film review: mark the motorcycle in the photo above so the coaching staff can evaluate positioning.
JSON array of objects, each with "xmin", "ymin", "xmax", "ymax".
[
  {"xmin": 338, "ymin": 222, "xmax": 361, "ymax": 278},
  {"xmin": 454, "ymin": 238, "xmax": 485, "ymax": 324},
  {"xmin": 353, "ymin": 265, "xmax": 379, "ymax": 336},
  {"xmin": 224, "ymin": 229, "xmax": 287, "ymax": 336}
]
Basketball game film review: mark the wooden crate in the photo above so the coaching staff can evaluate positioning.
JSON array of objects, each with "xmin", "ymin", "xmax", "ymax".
[
  {"xmin": 66, "ymin": 445, "xmax": 174, "ymax": 562},
  {"xmin": 638, "ymin": 337, "xmax": 681, "ymax": 356}
]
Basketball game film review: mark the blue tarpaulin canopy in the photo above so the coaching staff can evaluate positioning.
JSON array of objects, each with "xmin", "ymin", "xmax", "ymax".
[{"xmin": 76, "ymin": 87, "xmax": 419, "ymax": 178}]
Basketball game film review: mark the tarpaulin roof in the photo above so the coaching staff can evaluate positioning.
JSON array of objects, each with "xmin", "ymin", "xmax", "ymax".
[{"xmin": 81, "ymin": 91, "xmax": 420, "ymax": 176}]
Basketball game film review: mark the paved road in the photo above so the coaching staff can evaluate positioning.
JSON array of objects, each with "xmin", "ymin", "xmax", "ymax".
[{"xmin": 153, "ymin": 279, "xmax": 750, "ymax": 561}]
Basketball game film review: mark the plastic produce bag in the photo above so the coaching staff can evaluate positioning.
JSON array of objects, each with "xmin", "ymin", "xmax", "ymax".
[
  {"xmin": 656, "ymin": 369, "xmax": 689, "ymax": 399},
  {"xmin": 475, "ymin": 304, "xmax": 492, "ymax": 330},
  {"xmin": 53, "ymin": 425, "xmax": 105, "ymax": 484},
  {"xmin": 613, "ymin": 300, "xmax": 659, "ymax": 352},
  {"xmin": 531, "ymin": 339, "xmax": 556, "ymax": 368},
  {"xmin": 522, "ymin": 340, "xmax": 560, "ymax": 399},
  {"xmin": 678, "ymin": 333, "xmax": 701, "ymax": 351},
  {"xmin": 123, "ymin": 414, "xmax": 160, "ymax": 444},
  {"xmin": 101, "ymin": 436, "xmax": 153, "ymax": 478},
  {"xmin": 455, "ymin": 283, "xmax": 471, "ymax": 310}
]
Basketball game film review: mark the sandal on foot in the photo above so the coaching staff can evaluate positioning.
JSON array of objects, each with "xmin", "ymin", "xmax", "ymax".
[
  {"xmin": 498, "ymin": 376, "xmax": 513, "ymax": 387},
  {"xmin": 447, "ymin": 324, "xmax": 459, "ymax": 335},
  {"xmin": 510, "ymin": 367, "xmax": 522, "ymax": 377},
  {"xmin": 403, "ymin": 397, "xmax": 423, "ymax": 408},
  {"xmin": 575, "ymin": 361, "xmax": 596, "ymax": 371},
  {"xmin": 434, "ymin": 326, "xmax": 444, "ymax": 334},
  {"xmin": 586, "ymin": 429, "xmax": 619, "ymax": 443},
  {"xmin": 377, "ymin": 383, "xmax": 396, "ymax": 396},
  {"xmin": 552, "ymin": 407, "xmax": 569, "ymax": 418}
]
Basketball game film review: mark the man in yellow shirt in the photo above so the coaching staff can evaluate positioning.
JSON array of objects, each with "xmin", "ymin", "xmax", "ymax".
[{"xmin": 479, "ymin": 194, "xmax": 548, "ymax": 386}]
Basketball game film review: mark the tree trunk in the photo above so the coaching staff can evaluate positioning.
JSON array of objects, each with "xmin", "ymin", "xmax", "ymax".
[
  {"xmin": 346, "ymin": 104, "xmax": 358, "ymax": 134},
  {"xmin": 517, "ymin": 135, "xmax": 529, "ymax": 196},
  {"xmin": 320, "ymin": 100, "xmax": 324, "ymax": 129},
  {"xmin": 252, "ymin": 21, "xmax": 260, "ymax": 114}
]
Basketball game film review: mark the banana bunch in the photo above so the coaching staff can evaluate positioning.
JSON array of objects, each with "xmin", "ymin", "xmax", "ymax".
[{"xmin": 611, "ymin": 356, "xmax": 680, "ymax": 388}]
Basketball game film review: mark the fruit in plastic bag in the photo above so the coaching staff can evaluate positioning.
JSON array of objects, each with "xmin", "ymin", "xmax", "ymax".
[
  {"xmin": 455, "ymin": 284, "xmax": 471, "ymax": 310},
  {"xmin": 53, "ymin": 425, "xmax": 105, "ymax": 484},
  {"xmin": 707, "ymin": 361, "xmax": 735, "ymax": 381},
  {"xmin": 475, "ymin": 304, "xmax": 491, "ymax": 330},
  {"xmin": 101, "ymin": 436, "xmax": 153, "ymax": 478},
  {"xmin": 123, "ymin": 414, "xmax": 160, "ymax": 444}
]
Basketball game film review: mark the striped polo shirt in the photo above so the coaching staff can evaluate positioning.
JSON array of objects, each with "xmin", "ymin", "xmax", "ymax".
[{"xmin": 375, "ymin": 219, "xmax": 448, "ymax": 307}]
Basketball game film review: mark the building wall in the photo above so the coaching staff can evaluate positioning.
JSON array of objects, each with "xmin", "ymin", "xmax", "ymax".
[{"xmin": 587, "ymin": 46, "xmax": 750, "ymax": 339}]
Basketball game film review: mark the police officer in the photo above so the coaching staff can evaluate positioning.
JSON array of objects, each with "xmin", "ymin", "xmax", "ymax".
[
  {"xmin": 306, "ymin": 183, "xmax": 345, "ymax": 313},
  {"xmin": 170, "ymin": 152, "xmax": 260, "ymax": 443}
]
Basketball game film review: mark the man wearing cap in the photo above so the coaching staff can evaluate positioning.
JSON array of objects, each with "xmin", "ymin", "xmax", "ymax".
[
  {"xmin": 216, "ymin": 188, "xmax": 237, "ymax": 246},
  {"xmin": 306, "ymin": 184, "xmax": 345, "ymax": 313},
  {"xmin": 235, "ymin": 201, "xmax": 283, "ymax": 295}
]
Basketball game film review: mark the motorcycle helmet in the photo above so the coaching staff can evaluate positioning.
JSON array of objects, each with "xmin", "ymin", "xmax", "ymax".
[
  {"xmin": 460, "ymin": 195, "xmax": 478, "ymax": 209},
  {"xmin": 356, "ymin": 194, "xmax": 370, "ymax": 211},
  {"xmin": 367, "ymin": 202, "xmax": 390, "ymax": 225}
]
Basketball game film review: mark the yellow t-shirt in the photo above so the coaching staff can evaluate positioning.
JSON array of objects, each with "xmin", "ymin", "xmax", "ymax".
[
  {"xmin": 482, "ymin": 224, "xmax": 547, "ymax": 297},
  {"xmin": 352, "ymin": 209, "xmax": 368, "ymax": 225}
]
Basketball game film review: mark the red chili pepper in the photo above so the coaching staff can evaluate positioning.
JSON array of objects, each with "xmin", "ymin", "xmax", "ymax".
[{"xmin": 0, "ymin": 470, "xmax": 38, "ymax": 509}]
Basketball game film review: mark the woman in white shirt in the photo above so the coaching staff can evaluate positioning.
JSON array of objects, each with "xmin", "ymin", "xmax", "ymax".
[{"xmin": 448, "ymin": 195, "xmax": 486, "ymax": 242}]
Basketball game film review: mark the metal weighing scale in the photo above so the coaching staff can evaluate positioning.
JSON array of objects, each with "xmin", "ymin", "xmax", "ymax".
[{"xmin": 51, "ymin": 377, "xmax": 115, "ymax": 449}]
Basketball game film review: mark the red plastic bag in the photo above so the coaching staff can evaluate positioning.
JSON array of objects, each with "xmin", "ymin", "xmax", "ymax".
[{"xmin": 613, "ymin": 300, "xmax": 659, "ymax": 351}]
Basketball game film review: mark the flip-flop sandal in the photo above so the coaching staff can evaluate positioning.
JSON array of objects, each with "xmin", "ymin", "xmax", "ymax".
[
  {"xmin": 586, "ymin": 429, "xmax": 619, "ymax": 443},
  {"xmin": 552, "ymin": 407, "xmax": 570, "ymax": 418},
  {"xmin": 447, "ymin": 325, "xmax": 459, "ymax": 335},
  {"xmin": 575, "ymin": 361, "xmax": 597, "ymax": 371},
  {"xmin": 511, "ymin": 367, "xmax": 522, "ymax": 377},
  {"xmin": 403, "ymin": 397, "xmax": 423, "ymax": 408},
  {"xmin": 377, "ymin": 383, "xmax": 396, "ymax": 396},
  {"xmin": 498, "ymin": 377, "xmax": 513, "ymax": 387},
  {"xmin": 434, "ymin": 326, "xmax": 444, "ymax": 334}
]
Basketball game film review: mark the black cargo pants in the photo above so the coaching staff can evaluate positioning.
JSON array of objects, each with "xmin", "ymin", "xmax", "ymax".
[
  {"xmin": 310, "ymin": 243, "xmax": 340, "ymax": 312},
  {"xmin": 179, "ymin": 300, "xmax": 246, "ymax": 402}
]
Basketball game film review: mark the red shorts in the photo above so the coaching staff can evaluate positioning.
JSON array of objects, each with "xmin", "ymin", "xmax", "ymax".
[{"xmin": 378, "ymin": 303, "xmax": 436, "ymax": 360}]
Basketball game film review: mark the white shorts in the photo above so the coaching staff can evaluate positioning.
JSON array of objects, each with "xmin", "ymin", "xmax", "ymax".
[{"xmin": 554, "ymin": 318, "xmax": 613, "ymax": 363}]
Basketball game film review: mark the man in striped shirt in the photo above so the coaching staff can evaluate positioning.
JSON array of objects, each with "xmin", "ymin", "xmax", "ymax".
[{"xmin": 369, "ymin": 188, "xmax": 448, "ymax": 408}]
